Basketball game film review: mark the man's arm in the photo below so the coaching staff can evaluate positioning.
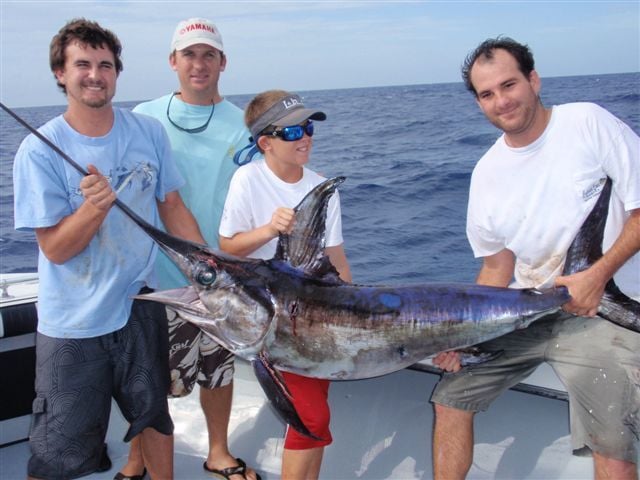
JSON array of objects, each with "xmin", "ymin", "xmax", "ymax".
[
  {"xmin": 475, "ymin": 248, "xmax": 516, "ymax": 288},
  {"xmin": 35, "ymin": 164, "xmax": 116, "ymax": 264},
  {"xmin": 555, "ymin": 208, "xmax": 640, "ymax": 316},
  {"xmin": 157, "ymin": 191, "xmax": 205, "ymax": 244},
  {"xmin": 433, "ymin": 248, "xmax": 515, "ymax": 373}
]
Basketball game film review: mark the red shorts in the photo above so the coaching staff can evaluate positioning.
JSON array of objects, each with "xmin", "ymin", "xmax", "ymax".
[{"xmin": 282, "ymin": 371, "xmax": 332, "ymax": 450}]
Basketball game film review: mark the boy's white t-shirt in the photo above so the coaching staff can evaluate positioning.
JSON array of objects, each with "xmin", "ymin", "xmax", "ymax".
[
  {"xmin": 220, "ymin": 158, "xmax": 344, "ymax": 260},
  {"xmin": 467, "ymin": 102, "xmax": 640, "ymax": 299}
]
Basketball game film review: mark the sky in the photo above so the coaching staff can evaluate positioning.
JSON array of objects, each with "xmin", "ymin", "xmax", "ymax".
[{"xmin": 0, "ymin": 0, "xmax": 638, "ymax": 108}]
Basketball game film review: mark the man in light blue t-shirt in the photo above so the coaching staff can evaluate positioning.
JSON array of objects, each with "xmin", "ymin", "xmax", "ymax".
[
  {"xmin": 118, "ymin": 18, "xmax": 259, "ymax": 480},
  {"xmin": 13, "ymin": 19, "xmax": 205, "ymax": 480}
]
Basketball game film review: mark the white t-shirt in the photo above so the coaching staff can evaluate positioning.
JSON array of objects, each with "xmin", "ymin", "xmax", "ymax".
[
  {"xmin": 467, "ymin": 102, "xmax": 640, "ymax": 299},
  {"xmin": 219, "ymin": 159, "xmax": 344, "ymax": 260}
]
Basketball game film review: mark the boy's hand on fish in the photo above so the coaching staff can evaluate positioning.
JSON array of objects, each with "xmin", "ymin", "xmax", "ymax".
[{"xmin": 270, "ymin": 207, "xmax": 296, "ymax": 235}]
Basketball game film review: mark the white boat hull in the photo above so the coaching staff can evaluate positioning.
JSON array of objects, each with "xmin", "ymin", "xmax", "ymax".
[{"xmin": 0, "ymin": 273, "xmax": 39, "ymax": 447}]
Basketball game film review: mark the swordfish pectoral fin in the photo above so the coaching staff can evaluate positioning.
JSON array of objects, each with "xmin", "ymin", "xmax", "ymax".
[{"xmin": 251, "ymin": 353, "xmax": 324, "ymax": 441}]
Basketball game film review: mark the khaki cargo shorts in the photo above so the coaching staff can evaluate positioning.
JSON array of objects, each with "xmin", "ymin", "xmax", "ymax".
[{"xmin": 431, "ymin": 312, "xmax": 640, "ymax": 463}]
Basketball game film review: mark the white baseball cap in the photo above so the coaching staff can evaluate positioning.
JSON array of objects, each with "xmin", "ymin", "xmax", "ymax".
[{"xmin": 171, "ymin": 18, "xmax": 223, "ymax": 52}]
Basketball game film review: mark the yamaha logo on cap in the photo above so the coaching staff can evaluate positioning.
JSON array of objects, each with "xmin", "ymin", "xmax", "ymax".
[{"xmin": 179, "ymin": 22, "xmax": 217, "ymax": 37}]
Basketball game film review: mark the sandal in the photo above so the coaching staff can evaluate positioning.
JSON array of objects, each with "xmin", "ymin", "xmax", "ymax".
[
  {"xmin": 203, "ymin": 458, "xmax": 262, "ymax": 480},
  {"xmin": 113, "ymin": 467, "xmax": 147, "ymax": 480}
]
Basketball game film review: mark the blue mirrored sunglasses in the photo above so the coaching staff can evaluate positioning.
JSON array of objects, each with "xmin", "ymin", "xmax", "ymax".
[
  {"xmin": 267, "ymin": 121, "xmax": 314, "ymax": 141},
  {"xmin": 232, "ymin": 121, "xmax": 316, "ymax": 166}
]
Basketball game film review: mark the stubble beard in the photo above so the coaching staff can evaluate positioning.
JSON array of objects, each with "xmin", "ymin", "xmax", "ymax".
[{"xmin": 492, "ymin": 102, "xmax": 537, "ymax": 137}]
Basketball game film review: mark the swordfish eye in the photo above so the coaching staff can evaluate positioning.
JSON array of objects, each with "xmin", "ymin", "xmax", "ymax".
[{"xmin": 193, "ymin": 262, "xmax": 216, "ymax": 286}]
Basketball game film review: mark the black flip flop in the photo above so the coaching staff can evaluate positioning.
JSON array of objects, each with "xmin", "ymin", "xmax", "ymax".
[
  {"xmin": 113, "ymin": 467, "xmax": 147, "ymax": 480},
  {"xmin": 203, "ymin": 458, "xmax": 262, "ymax": 480}
]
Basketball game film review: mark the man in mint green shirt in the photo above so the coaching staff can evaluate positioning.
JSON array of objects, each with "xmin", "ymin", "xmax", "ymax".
[{"xmin": 116, "ymin": 18, "xmax": 259, "ymax": 480}]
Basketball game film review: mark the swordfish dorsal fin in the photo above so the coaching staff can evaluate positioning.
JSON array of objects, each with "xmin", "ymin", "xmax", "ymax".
[
  {"xmin": 274, "ymin": 176, "xmax": 346, "ymax": 279},
  {"xmin": 563, "ymin": 176, "xmax": 640, "ymax": 332}
]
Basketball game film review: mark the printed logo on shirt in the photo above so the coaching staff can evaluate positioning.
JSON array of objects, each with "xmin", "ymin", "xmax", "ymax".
[
  {"xmin": 69, "ymin": 162, "xmax": 155, "ymax": 197},
  {"xmin": 112, "ymin": 163, "xmax": 155, "ymax": 193},
  {"xmin": 582, "ymin": 177, "xmax": 606, "ymax": 201}
]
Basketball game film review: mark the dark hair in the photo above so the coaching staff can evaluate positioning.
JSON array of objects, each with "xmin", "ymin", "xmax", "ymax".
[
  {"xmin": 49, "ymin": 18, "xmax": 123, "ymax": 93},
  {"xmin": 461, "ymin": 36, "xmax": 535, "ymax": 96}
]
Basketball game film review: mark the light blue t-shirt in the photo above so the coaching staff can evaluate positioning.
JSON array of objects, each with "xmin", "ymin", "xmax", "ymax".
[
  {"xmin": 133, "ymin": 94, "xmax": 249, "ymax": 289},
  {"xmin": 13, "ymin": 108, "xmax": 184, "ymax": 338}
]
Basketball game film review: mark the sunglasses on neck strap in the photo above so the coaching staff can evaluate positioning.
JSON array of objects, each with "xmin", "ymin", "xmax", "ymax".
[{"xmin": 166, "ymin": 92, "xmax": 215, "ymax": 134}]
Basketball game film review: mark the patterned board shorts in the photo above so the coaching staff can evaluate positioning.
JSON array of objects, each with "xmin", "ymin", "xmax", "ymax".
[
  {"xmin": 28, "ymin": 295, "xmax": 173, "ymax": 479},
  {"xmin": 431, "ymin": 312, "xmax": 640, "ymax": 463},
  {"xmin": 166, "ymin": 308, "xmax": 235, "ymax": 397}
]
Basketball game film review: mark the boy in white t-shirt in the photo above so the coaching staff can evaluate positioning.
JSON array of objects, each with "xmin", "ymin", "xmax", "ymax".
[{"xmin": 219, "ymin": 90, "xmax": 351, "ymax": 479}]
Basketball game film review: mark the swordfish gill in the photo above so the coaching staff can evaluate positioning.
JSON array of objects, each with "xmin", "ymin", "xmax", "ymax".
[{"xmin": 135, "ymin": 176, "xmax": 639, "ymax": 438}]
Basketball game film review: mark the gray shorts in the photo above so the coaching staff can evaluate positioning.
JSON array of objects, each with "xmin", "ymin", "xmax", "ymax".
[
  {"xmin": 28, "ymin": 293, "xmax": 173, "ymax": 479},
  {"xmin": 431, "ymin": 312, "xmax": 640, "ymax": 463},
  {"xmin": 167, "ymin": 308, "xmax": 234, "ymax": 397}
]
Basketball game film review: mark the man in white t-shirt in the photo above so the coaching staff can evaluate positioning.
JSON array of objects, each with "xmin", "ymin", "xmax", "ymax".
[{"xmin": 431, "ymin": 37, "xmax": 639, "ymax": 479}]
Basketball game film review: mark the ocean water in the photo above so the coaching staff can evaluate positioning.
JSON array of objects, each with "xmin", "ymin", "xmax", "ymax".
[{"xmin": 1, "ymin": 73, "xmax": 638, "ymax": 284}]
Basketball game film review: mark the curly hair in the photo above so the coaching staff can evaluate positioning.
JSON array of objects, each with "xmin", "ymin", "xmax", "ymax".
[
  {"xmin": 461, "ymin": 36, "xmax": 535, "ymax": 97},
  {"xmin": 49, "ymin": 18, "xmax": 123, "ymax": 93}
]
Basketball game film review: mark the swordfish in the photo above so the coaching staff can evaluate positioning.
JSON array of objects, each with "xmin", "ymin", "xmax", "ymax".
[
  {"xmin": 4, "ymin": 101, "xmax": 636, "ymax": 437},
  {"xmin": 134, "ymin": 176, "xmax": 639, "ymax": 438}
]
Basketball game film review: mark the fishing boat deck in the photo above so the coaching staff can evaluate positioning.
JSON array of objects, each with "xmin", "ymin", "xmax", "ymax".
[
  {"xmin": 1, "ymin": 273, "xmax": 636, "ymax": 479},
  {"xmin": 3, "ymin": 359, "xmax": 600, "ymax": 480}
]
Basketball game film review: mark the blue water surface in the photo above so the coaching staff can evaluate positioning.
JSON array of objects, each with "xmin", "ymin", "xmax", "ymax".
[{"xmin": 1, "ymin": 73, "xmax": 638, "ymax": 284}]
